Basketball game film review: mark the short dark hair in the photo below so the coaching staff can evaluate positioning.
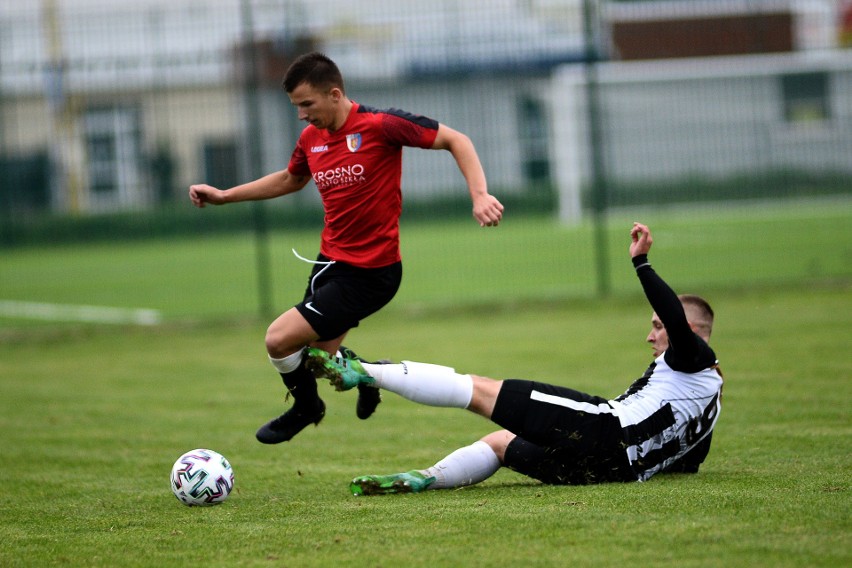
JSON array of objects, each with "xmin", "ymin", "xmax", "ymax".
[
  {"xmin": 679, "ymin": 294, "xmax": 714, "ymax": 336},
  {"xmin": 282, "ymin": 52, "xmax": 345, "ymax": 94}
]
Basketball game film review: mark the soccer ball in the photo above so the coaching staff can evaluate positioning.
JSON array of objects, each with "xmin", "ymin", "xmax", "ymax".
[{"xmin": 170, "ymin": 449, "xmax": 234, "ymax": 506}]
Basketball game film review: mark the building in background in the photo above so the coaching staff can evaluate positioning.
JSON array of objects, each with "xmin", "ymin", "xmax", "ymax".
[{"xmin": 0, "ymin": 0, "xmax": 847, "ymax": 219}]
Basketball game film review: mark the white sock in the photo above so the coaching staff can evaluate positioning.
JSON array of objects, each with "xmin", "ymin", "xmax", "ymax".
[
  {"xmin": 422, "ymin": 441, "xmax": 501, "ymax": 489},
  {"xmin": 269, "ymin": 351, "xmax": 303, "ymax": 374},
  {"xmin": 361, "ymin": 361, "xmax": 473, "ymax": 408}
]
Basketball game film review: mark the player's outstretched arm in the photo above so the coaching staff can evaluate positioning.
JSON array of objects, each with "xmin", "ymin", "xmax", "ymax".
[
  {"xmin": 189, "ymin": 170, "xmax": 310, "ymax": 208},
  {"xmin": 630, "ymin": 223, "xmax": 695, "ymax": 350},
  {"xmin": 432, "ymin": 124, "xmax": 504, "ymax": 227}
]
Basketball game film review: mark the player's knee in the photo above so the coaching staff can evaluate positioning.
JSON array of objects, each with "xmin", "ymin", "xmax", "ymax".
[
  {"xmin": 479, "ymin": 430, "xmax": 514, "ymax": 463},
  {"xmin": 265, "ymin": 326, "xmax": 289, "ymax": 358},
  {"xmin": 265, "ymin": 319, "xmax": 314, "ymax": 358}
]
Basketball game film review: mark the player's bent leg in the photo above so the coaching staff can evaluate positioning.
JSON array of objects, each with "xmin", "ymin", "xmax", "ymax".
[
  {"xmin": 478, "ymin": 429, "xmax": 516, "ymax": 463},
  {"xmin": 423, "ymin": 440, "xmax": 502, "ymax": 489},
  {"xmin": 265, "ymin": 308, "xmax": 320, "ymax": 358},
  {"xmin": 349, "ymin": 439, "xmax": 502, "ymax": 496},
  {"xmin": 257, "ymin": 309, "xmax": 326, "ymax": 444}
]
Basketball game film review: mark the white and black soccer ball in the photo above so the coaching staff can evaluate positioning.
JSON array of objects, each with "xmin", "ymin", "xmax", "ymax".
[{"xmin": 170, "ymin": 449, "xmax": 234, "ymax": 506}]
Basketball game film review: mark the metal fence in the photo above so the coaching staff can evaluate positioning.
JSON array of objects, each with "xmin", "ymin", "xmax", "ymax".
[{"xmin": 1, "ymin": 1, "xmax": 851, "ymax": 313}]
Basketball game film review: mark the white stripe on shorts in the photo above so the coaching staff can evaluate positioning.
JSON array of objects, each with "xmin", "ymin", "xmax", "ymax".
[{"xmin": 530, "ymin": 390, "xmax": 616, "ymax": 415}]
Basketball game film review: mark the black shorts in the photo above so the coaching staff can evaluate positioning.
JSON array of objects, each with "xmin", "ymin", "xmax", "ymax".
[
  {"xmin": 492, "ymin": 379, "xmax": 635, "ymax": 485},
  {"xmin": 294, "ymin": 254, "xmax": 402, "ymax": 341}
]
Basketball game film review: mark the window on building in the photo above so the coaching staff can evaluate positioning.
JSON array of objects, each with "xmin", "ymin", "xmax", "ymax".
[
  {"xmin": 781, "ymin": 72, "xmax": 830, "ymax": 123},
  {"xmin": 517, "ymin": 96, "xmax": 551, "ymax": 182},
  {"xmin": 202, "ymin": 139, "xmax": 239, "ymax": 190},
  {"xmin": 83, "ymin": 106, "xmax": 142, "ymax": 208}
]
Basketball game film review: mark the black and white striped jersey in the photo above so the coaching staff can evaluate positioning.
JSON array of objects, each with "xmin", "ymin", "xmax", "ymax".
[
  {"xmin": 609, "ymin": 254, "xmax": 724, "ymax": 481},
  {"xmin": 610, "ymin": 355, "xmax": 722, "ymax": 481}
]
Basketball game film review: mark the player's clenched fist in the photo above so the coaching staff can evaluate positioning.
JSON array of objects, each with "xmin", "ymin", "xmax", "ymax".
[{"xmin": 189, "ymin": 184, "xmax": 225, "ymax": 208}]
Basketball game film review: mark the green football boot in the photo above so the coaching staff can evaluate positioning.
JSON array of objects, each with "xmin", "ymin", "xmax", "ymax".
[
  {"xmin": 305, "ymin": 347, "xmax": 375, "ymax": 392},
  {"xmin": 349, "ymin": 471, "xmax": 436, "ymax": 496},
  {"xmin": 338, "ymin": 345, "xmax": 382, "ymax": 420}
]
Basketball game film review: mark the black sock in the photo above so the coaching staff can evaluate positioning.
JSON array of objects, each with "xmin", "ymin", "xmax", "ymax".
[{"xmin": 280, "ymin": 364, "xmax": 320, "ymax": 408}]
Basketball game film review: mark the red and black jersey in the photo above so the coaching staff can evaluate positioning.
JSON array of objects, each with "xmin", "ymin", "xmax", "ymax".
[{"xmin": 288, "ymin": 102, "xmax": 439, "ymax": 268}]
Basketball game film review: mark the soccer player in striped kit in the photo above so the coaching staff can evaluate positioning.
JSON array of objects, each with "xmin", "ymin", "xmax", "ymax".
[
  {"xmin": 189, "ymin": 52, "xmax": 504, "ymax": 444},
  {"xmin": 308, "ymin": 223, "xmax": 724, "ymax": 494}
]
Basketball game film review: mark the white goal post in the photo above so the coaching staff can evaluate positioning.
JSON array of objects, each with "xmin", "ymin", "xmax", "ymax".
[{"xmin": 548, "ymin": 50, "xmax": 852, "ymax": 224}]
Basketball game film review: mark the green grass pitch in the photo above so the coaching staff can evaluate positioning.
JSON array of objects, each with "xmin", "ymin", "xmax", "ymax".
[{"xmin": 0, "ymin": 202, "xmax": 850, "ymax": 566}]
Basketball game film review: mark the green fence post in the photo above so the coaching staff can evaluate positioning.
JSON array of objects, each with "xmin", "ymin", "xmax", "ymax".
[
  {"xmin": 240, "ymin": 0, "xmax": 273, "ymax": 319},
  {"xmin": 583, "ymin": 0, "xmax": 610, "ymax": 297}
]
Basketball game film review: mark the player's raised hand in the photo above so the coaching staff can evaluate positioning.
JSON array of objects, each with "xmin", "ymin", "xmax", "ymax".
[
  {"xmin": 473, "ymin": 194, "xmax": 504, "ymax": 227},
  {"xmin": 630, "ymin": 222, "xmax": 653, "ymax": 258},
  {"xmin": 189, "ymin": 184, "xmax": 225, "ymax": 208}
]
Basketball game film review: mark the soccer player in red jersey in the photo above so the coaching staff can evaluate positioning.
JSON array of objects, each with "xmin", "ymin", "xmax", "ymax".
[{"xmin": 189, "ymin": 52, "xmax": 504, "ymax": 444}]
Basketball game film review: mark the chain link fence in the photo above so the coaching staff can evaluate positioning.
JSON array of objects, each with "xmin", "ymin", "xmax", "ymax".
[{"xmin": 1, "ymin": 0, "xmax": 850, "ymax": 316}]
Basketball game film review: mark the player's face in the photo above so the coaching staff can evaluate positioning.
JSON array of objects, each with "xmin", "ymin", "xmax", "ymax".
[
  {"xmin": 646, "ymin": 312, "xmax": 669, "ymax": 358},
  {"xmin": 288, "ymin": 82, "xmax": 342, "ymax": 131}
]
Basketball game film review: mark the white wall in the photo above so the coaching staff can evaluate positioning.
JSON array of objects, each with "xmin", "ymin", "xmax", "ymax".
[{"xmin": 551, "ymin": 51, "xmax": 852, "ymax": 223}]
